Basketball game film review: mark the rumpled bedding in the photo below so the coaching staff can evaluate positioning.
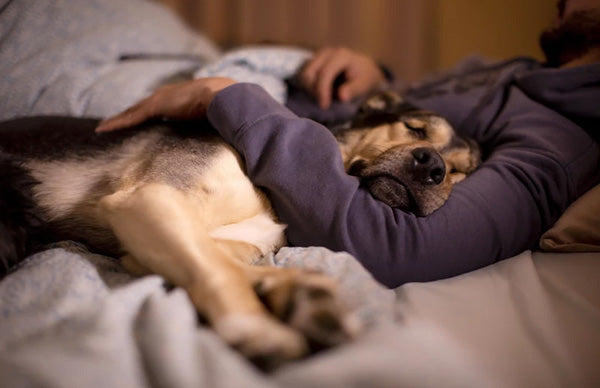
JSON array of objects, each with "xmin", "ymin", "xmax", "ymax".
[
  {"xmin": 2, "ymin": 0, "xmax": 600, "ymax": 386},
  {"xmin": 0, "ymin": 0, "xmax": 308, "ymax": 120},
  {"xmin": 194, "ymin": 46, "xmax": 311, "ymax": 104},
  {"xmin": 2, "ymin": 244, "xmax": 599, "ymax": 387}
]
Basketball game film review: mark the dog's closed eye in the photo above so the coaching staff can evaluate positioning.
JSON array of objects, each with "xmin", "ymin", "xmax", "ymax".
[{"xmin": 403, "ymin": 120, "xmax": 426, "ymax": 139}]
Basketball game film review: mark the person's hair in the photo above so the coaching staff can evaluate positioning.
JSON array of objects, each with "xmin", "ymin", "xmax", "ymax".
[{"xmin": 540, "ymin": 9, "xmax": 600, "ymax": 67}]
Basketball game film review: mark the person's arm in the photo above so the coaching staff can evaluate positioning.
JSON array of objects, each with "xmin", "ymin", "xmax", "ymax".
[
  {"xmin": 96, "ymin": 76, "xmax": 599, "ymax": 288},
  {"xmin": 207, "ymin": 83, "xmax": 599, "ymax": 287}
]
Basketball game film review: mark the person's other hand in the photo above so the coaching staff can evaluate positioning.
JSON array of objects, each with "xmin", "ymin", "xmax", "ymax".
[
  {"xmin": 298, "ymin": 47, "xmax": 386, "ymax": 109},
  {"xmin": 95, "ymin": 77, "xmax": 237, "ymax": 133}
]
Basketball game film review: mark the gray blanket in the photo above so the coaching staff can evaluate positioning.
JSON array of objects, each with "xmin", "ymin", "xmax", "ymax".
[
  {"xmin": 0, "ymin": 0, "xmax": 308, "ymax": 120},
  {"xmin": 3, "ymin": 245, "xmax": 599, "ymax": 387},
  {"xmin": 0, "ymin": 243, "xmax": 399, "ymax": 387}
]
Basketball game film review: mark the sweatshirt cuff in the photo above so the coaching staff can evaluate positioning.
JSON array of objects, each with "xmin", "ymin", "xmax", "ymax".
[{"xmin": 207, "ymin": 83, "xmax": 298, "ymax": 146}]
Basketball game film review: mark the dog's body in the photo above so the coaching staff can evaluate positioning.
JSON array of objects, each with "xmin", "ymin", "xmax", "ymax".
[{"xmin": 0, "ymin": 93, "xmax": 479, "ymax": 367}]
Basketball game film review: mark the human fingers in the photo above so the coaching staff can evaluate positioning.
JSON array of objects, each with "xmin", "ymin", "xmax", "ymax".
[
  {"xmin": 95, "ymin": 97, "xmax": 156, "ymax": 133},
  {"xmin": 96, "ymin": 82, "xmax": 198, "ymax": 133},
  {"xmin": 312, "ymin": 49, "xmax": 355, "ymax": 108},
  {"xmin": 299, "ymin": 47, "xmax": 384, "ymax": 108},
  {"xmin": 299, "ymin": 47, "xmax": 336, "ymax": 93},
  {"xmin": 337, "ymin": 59, "xmax": 386, "ymax": 102},
  {"xmin": 96, "ymin": 77, "xmax": 236, "ymax": 133}
]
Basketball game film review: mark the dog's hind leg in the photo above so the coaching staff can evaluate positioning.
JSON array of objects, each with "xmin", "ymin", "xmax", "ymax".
[
  {"xmin": 98, "ymin": 183, "xmax": 307, "ymax": 364},
  {"xmin": 120, "ymin": 254, "xmax": 153, "ymax": 276}
]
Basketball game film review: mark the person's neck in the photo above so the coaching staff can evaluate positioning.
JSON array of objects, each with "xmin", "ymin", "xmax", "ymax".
[{"xmin": 561, "ymin": 46, "xmax": 600, "ymax": 68}]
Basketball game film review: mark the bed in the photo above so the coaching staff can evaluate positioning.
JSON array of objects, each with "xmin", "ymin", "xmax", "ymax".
[
  {"xmin": 1, "ymin": 0, "xmax": 599, "ymax": 386},
  {"xmin": 2, "ymin": 219, "xmax": 599, "ymax": 387}
]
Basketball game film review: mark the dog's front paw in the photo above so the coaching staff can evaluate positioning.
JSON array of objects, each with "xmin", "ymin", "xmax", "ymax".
[
  {"xmin": 214, "ymin": 314, "xmax": 308, "ymax": 370},
  {"xmin": 254, "ymin": 271, "xmax": 359, "ymax": 351}
]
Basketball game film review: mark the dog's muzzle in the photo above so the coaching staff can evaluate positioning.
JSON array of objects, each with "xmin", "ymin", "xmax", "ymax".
[
  {"xmin": 409, "ymin": 147, "xmax": 445, "ymax": 186},
  {"xmin": 354, "ymin": 146, "xmax": 448, "ymax": 214}
]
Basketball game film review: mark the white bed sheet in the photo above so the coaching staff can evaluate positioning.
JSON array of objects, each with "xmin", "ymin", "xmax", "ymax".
[{"xmin": 392, "ymin": 250, "xmax": 600, "ymax": 386}]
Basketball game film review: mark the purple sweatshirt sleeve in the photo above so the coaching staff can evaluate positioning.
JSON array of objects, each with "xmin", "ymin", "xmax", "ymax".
[{"xmin": 208, "ymin": 83, "xmax": 599, "ymax": 288}]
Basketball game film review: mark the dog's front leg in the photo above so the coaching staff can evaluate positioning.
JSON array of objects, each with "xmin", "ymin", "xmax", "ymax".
[{"xmin": 98, "ymin": 183, "xmax": 307, "ymax": 364}]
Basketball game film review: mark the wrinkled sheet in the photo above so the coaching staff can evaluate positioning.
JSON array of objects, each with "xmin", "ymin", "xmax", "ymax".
[
  {"xmin": 1, "ymin": 244, "xmax": 599, "ymax": 387},
  {"xmin": 0, "ymin": 0, "xmax": 309, "ymax": 120}
]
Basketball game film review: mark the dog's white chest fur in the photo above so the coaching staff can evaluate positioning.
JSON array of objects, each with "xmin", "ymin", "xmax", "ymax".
[{"xmin": 197, "ymin": 147, "xmax": 287, "ymax": 257}]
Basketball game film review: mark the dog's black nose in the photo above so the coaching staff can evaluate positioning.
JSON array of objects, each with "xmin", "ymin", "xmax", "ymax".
[{"xmin": 410, "ymin": 147, "xmax": 445, "ymax": 185}]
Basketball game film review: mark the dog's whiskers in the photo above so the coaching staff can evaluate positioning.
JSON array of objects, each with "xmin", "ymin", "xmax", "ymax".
[{"xmin": 365, "ymin": 143, "xmax": 388, "ymax": 155}]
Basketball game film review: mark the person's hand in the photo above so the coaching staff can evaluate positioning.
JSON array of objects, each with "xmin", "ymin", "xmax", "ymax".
[
  {"xmin": 95, "ymin": 77, "xmax": 237, "ymax": 132},
  {"xmin": 298, "ymin": 47, "xmax": 387, "ymax": 109}
]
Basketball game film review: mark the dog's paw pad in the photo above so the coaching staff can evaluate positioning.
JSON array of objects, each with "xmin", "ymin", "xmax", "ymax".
[{"xmin": 255, "ymin": 272, "xmax": 358, "ymax": 351}]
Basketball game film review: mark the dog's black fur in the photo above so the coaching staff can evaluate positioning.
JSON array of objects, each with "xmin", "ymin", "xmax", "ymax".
[
  {"xmin": 0, "ymin": 116, "xmax": 212, "ymax": 275},
  {"xmin": 0, "ymin": 153, "xmax": 42, "ymax": 272}
]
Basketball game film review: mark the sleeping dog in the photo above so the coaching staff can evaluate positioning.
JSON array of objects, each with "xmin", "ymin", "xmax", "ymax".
[{"xmin": 0, "ymin": 92, "xmax": 479, "ymax": 367}]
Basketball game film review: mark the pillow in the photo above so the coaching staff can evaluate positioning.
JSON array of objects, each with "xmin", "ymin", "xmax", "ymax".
[{"xmin": 540, "ymin": 184, "xmax": 600, "ymax": 252}]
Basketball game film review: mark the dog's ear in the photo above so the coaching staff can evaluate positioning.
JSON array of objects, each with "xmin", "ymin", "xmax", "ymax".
[
  {"xmin": 358, "ymin": 91, "xmax": 418, "ymax": 115},
  {"xmin": 351, "ymin": 91, "xmax": 420, "ymax": 128}
]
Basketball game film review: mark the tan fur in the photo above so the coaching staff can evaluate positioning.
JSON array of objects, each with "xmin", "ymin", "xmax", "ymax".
[
  {"xmin": 335, "ymin": 98, "xmax": 479, "ymax": 215},
  {"xmin": 98, "ymin": 182, "xmax": 308, "ymax": 359},
  {"xmin": 337, "ymin": 117, "xmax": 467, "ymax": 187},
  {"xmin": 21, "ymin": 93, "xmax": 479, "ymax": 365},
  {"xmin": 66, "ymin": 135, "xmax": 349, "ymax": 364}
]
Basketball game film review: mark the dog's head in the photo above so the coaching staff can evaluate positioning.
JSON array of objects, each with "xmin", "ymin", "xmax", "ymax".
[{"xmin": 335, "ymin": 92, "xmax": 480, "ymax": 216}]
